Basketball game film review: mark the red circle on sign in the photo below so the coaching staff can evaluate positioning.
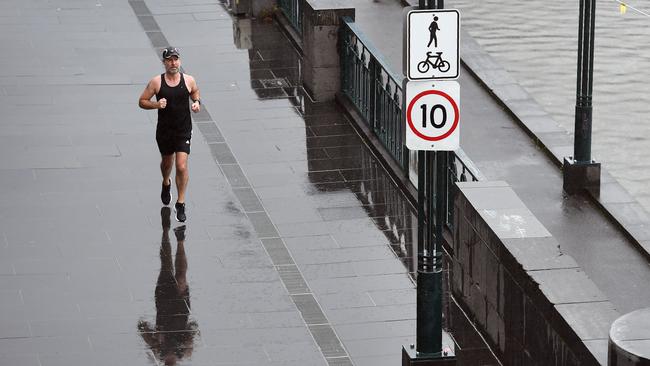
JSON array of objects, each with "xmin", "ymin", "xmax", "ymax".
[{"xmin": 406, "ymin": 90, "xmax": 459, "ymax": 141}]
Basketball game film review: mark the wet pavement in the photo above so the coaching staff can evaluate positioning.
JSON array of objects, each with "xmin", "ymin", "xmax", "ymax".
[
  {"xmin": 4, "ymin": 0, "xmax": 645, "ymax": 364},
  {"xmin": 0, "ymin": 0, "xmax": 498, "ymax": 365}
]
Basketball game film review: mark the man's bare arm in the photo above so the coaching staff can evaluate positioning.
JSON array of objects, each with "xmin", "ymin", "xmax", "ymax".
[
  {"xmin": 139, "ymin": 77, "xmax": 165, "ymax": 109},
  {"xmin": 187, "ymin": 75, "xmax": 201, "ymax": 113}
]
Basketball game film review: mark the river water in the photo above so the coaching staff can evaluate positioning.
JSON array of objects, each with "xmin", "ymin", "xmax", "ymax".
[{"xmin": 451, "ymin": 0, "xmax": 650, "ymax": 210}]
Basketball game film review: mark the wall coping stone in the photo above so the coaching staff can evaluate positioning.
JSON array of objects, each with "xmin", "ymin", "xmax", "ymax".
[{"xmin": 457, "ymin": 181, "xmax": 620, "ymax": 365}]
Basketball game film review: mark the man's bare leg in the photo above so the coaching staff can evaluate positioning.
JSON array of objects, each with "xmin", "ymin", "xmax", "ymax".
[
  {"xmin": 161, "ymin": 154, "xmax": 174, "ymax": 186},
  {"xmin": 175, "ymin": 152, "xmax": 189, "ymax": 204}
]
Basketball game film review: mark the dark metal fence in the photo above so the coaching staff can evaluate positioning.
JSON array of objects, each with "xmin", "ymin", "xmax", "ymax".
[
  {"xmin": 278, "ymin": 0, "xmax": 301, "ymax": 34},
  {"xmin": 446, "ymin": 152, "xmax": 479, "ymax": 228},
  {"xmin": 340, "ymin": 17, "xmax": 406, "ymax": 170}
]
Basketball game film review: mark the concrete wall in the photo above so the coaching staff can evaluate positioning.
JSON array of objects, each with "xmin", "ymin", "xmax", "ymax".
[
  {"xmin": 451, "ymin": 181, "xmax": 619, "ymax": 365},
  {"xmin": 301, "ymin": 0, "xmax": 354, "ymax": 101}
]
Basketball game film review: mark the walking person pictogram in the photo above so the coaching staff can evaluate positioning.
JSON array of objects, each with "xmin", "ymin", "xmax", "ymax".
[
  {"xmin": 427, "ymin": 15, "xmax": 440, "ymax": 48},
  {"xmin": 406, "ymin": 10, "xmax": 459, "ymax": 80}
]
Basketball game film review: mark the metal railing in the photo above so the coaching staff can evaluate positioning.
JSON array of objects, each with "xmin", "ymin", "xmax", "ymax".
[
  {"xmin": 278, "ymin": 0, "xmax": 302, "ymax": 34},
  {"xmin": 446, "ymin": 152, "xmax": 479, "ymax": 228},
  {"xmin": 340, "ymin": 17, "xmax": 406, "ymax": 170}
]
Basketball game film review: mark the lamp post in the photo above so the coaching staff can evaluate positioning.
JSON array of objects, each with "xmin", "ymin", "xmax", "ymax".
[{"xmin": 563, "ymin": 0, "xmax": 601, "ymax": 195}]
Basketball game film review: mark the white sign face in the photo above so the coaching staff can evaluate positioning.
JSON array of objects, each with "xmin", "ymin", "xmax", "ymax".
[
  {"xmin": 405, "ymin": 80, "xmax": 460, "ymax": 151},
  {"xmin": 406, "ymin": 9, "xmax": 459, "ymax": 80}
]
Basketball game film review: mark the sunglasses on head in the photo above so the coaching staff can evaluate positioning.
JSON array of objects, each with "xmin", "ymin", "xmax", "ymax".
[{"xmin": 162, "ymin": 47, "xmax": 179, "ymax": 59}]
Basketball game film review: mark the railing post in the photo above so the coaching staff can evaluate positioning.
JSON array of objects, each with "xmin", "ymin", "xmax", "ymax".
[
  {"xmin": 295, "ymin": 0, "xmax": 302, "ymax": 33},
  {"xmin": 445, "ymin": 153, "xmax": 454, "ymax": 227},
  {"xmin": 339, "ymin": 23, "xmax": 347, "ymax": 95},
  {"xmin": 403, "ymin": 119, "xmax": 410, "ymax": 173},
  {"xmin": 369, "ymin": 56, "xmax": 377, "ymax": 132}
]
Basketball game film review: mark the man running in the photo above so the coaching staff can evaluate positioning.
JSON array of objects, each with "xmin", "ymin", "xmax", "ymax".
[{"xmin": 139, "ymin": 47, "xmax": 201, "ymax": 222}]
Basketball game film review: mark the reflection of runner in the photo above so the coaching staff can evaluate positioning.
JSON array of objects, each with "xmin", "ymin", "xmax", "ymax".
[
  {"xmin": 427, "ymin": 15, "xmax": 440, "ymax": 48},
  {"xmin": 138, "ymin": 208, "xmax": 197, "ymax": 366}
]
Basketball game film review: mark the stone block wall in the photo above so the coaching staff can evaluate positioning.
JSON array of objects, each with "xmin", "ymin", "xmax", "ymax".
[
  {"xmin": 451, "ymin": 181, "xmax": 619, "ymax": 365},
  {"xmin": 300, "ymin": 0, "xmax": 353, "ymax": 101}
]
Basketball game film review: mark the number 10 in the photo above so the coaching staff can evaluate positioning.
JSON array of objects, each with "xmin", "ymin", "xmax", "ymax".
[{"xmin": 420, "ymin": 104, "xmax": 447, "ymax": 128}]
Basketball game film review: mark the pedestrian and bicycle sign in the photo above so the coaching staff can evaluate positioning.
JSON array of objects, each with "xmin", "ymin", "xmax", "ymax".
[
  {"xmin": 402, "ymin": 8, "xmax": 461, "ymax": 150},
  {"xmin": 404, "ymin": 9, "xmax": 459, "ymax": 80},
  {"xmin": 405, "ymin": 80, "xmax": 459, "ymax": 151}
]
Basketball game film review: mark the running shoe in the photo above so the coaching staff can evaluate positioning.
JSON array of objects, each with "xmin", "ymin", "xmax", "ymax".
[
  {"xmin": 161, "ymin": 181, "xmax": 172, "ymax": 205},
  {"xmin": 174, "ymin": 202, "xmax": 186, "ymax": 223}
]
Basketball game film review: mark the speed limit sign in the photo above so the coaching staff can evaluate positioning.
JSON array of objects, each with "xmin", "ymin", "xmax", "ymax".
[{"xmin": 405, "ymin": 80, "xmax": 459, "ymax": 151}]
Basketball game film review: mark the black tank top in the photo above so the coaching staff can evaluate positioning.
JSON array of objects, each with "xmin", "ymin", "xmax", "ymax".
[{"xmin": 156, "ymin": 73, "xmax": 192, "ymax": 138}]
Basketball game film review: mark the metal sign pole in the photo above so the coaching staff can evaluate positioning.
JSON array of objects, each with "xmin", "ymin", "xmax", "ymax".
[
  {"xmin": 415, "ymin": 0, "xmax": 444, "ymax": 356},
  {"xmin": 403, "ymin": 0, "xmax": 457, "ymax": 363},
  {"xmin": 417, "ymin": 150, "xmax": 434, "ymax": 354},
  {"xmin": 415, "ymin": 0, "xmax": 434, "ymax": 351},
  {"xmin": 574, "ymin": 0, "xmax": 595, "ymax": 163},
  {"xmin": 430, "ymin": 1, "xmax": 445, "ymax": 354}
]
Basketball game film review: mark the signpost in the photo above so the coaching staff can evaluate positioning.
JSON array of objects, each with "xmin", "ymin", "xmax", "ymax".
[{"xmin": 402, "ymin": 2, "xmax": 459, "ymax": 365}]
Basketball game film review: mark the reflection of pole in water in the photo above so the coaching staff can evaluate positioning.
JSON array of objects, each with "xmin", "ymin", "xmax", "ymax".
[{"xmin": 138, "ymin": 208, "xmax": 198, "ymax": 366}]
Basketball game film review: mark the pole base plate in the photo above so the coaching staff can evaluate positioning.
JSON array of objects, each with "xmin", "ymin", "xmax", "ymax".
[
  {"xmin": 563, "ymin": 157, "xmax": 600, "ymax": 196},
  {"xmin": 402, "ymin": 344, "xmax": 456, "ymax": 365}
]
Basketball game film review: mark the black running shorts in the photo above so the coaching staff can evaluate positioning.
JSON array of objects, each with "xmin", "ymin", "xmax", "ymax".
[{"xmin": 156, "ymin": 135, "xmax": 191, "ymax": 156}]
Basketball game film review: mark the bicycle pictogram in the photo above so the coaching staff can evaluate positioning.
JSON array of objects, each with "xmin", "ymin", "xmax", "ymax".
[{"xmin": 417, "ymin": 51, "xmax": 450, "ymax": 74}]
